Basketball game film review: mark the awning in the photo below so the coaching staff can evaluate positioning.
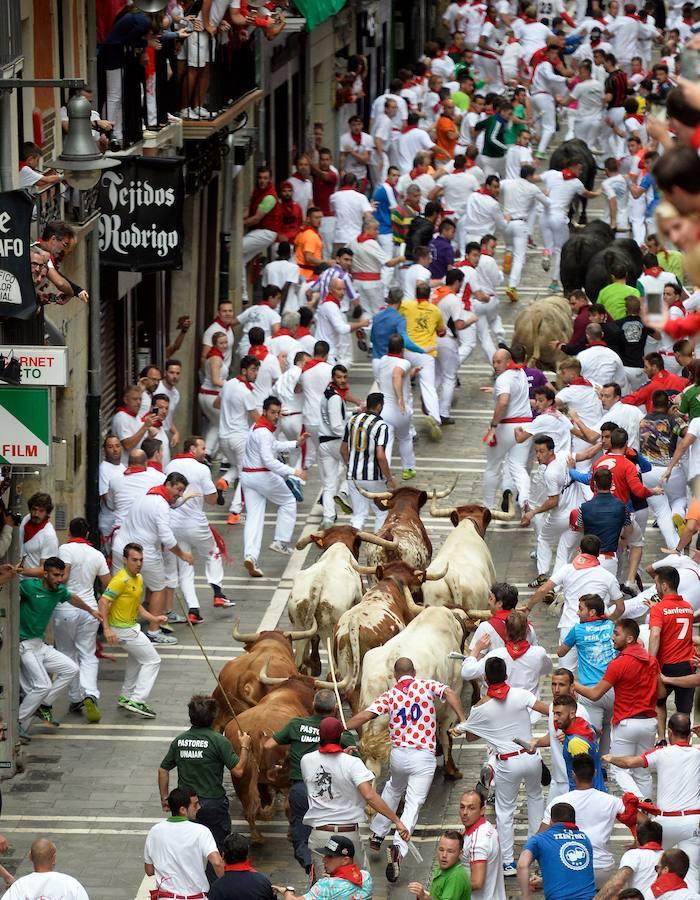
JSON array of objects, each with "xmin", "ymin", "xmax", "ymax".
[{"xmin": 292, "ymin": 0, "xmax": 347, "ymax": 30}]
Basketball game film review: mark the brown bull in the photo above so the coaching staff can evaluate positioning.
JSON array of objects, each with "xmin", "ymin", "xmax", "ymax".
[
  {"xmin": 356, "ymin": 478, "xmax": 458, "ymax": 570},
  {"xmin": 212, "ymin": 625, "xmax": 317, "ymax": 729},
  {"xmin": 333, "ymin": 559, "xmax": 446, "ymax": 713},
  {"xmin": 511, "ymin": 294, "xmax": 573, "ymax": 369}
]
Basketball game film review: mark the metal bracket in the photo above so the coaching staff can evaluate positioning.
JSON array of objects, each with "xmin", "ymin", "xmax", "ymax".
[{"xmin": 0, "ymin": 78, "xmax": 86, "ymax": 91}]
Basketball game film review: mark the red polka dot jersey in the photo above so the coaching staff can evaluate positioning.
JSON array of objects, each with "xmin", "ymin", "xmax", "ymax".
[{"xmin": 366, "ymin": 677, "xmax": 447, "ymax": 751}]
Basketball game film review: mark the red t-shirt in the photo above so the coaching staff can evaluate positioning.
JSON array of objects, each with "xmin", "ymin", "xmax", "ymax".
[
  {"xmin": 313, "ymin": 171, "xmax": 338, "ymax": 217},
  {"xmin": 592, "ymin": 452, "xmax": 651, "ymax": 505},
  {"xmin": 603, "ymin": 643, "xmax": 660, "ymax": 724},
  {"xmin": 648, "ymin": 594, "xmax": 695, "ymax": 665}
]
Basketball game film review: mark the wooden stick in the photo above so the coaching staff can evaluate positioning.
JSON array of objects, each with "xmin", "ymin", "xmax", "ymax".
[{"xmin": 326, "ymin": 636, "xmax": 347, "ymax": 729}]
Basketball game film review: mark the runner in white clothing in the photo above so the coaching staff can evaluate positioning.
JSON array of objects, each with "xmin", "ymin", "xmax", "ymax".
[
  {"xmin": 216, "ymin": 356, "xmax": 260, "ymax": 524},
  {"xmin": 4, "ymin": 840, "xmax": 89, "ymax": 900},
  {"xmin": 376, "ymin": 335, "xmax": 419, "ymax": 478},
  {"xmin": 19, "ymin": 492, "xmax": 60, "ymax": 578},
  {"xmin": 459, "ymin": 790, "xmax": 507, "ymax": 900},
  {"xmin": 500, "ymin": 165, "xmax": 548, "ymax": 301},
  {"xmin": 314, "ymin": 277, "xmax": 369, "ymax": 365},
  {"xmin": 345, "ymin": 657, "xmax": 466, "ymax": 882},
  {"xmin": 530, "ymin": 47, "xmax": 569, "ymax": 156},
  {"xmin": 105, "ymin": 449, "xmax": 164, "ymax": 535},
  {"xmin": 433, "ymin": 270, "xmax": 477, "ymax": 423},
  {"xmin": 596, "ymin": 819, "xmax": 664, "ymax": 899},
  {"xmin": 458, "ymin": 176, "xmax": 508, "ymax": 250},
  {"xmin": 98, "ymin": 435, "xmax": 125, "ymax": 559},
  {"xmin": 297, "ymin": 345, "xmax": 333, "ymax": 469}
]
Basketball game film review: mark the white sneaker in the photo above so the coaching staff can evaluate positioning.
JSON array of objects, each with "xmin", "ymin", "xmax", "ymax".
[
  {"xmin": 178, "ymin": 108, "xmax": 192, "ymax": 119},
  {"xmin": 146, "ymin": 630, "xmax": 178, "ymax": 645},
  {"xmin": 269, "ymin": 540, "xmax": 292, "ymax": 555},
  {"xmin": 192, "ymin": 106, "xmax": 211, "ymax": 119}
]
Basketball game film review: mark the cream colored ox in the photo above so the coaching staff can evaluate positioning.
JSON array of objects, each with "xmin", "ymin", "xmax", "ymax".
[
  {"xmin": 356, "ymin": 606, "xmax": 473, "ymax": 779},
  {"xmin": 511, "ymin": 294, "xmax": 573, "ymax": 369}
]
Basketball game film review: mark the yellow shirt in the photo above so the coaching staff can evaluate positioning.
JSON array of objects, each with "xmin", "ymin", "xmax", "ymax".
[
  {"xmin": 400, "ymin": 299, "xmax": 445, "ymax": 356},
  {"xmin": 103, "ymin": 568, "xmax": 144, "ymax": 628}
]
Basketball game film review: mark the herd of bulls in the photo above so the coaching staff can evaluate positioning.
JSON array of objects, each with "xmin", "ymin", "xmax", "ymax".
[{"xmin": 209, "ymin": 480, "xmax": 513, "ymax": 842}]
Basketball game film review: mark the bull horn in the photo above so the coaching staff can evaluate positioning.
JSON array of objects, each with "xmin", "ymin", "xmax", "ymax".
[
  {"xmin": 489, "ymin": 508, "xmax": 515, "ymax": 521},
  {"xmin": 431, "ymin": 476, "xmax": 459, "ymax": 500},
  {"xmin": 259, "ymin": 660, "xmax": 289, "ymax": 685},
  {"xmin": 356, "ymin": 530, "xmax": 398, "ymax": 550},
  {"xmin": 295, "ymin": 532, "xmax": 320, "ymax": 550},
  {"xmin": 283, "ymin": 620, "xmax": 318, "ymax": 640},
  {"xmin": 430, "ymin": 492, "xmax": 456, "ymax": 518},
  {"xmin": 314, "ymin": 671, "xmax": 352, "ymax": 691},
  {"xmin": 355, "ymin": 484, "xmax": 393, "ymax": 500},
  {"xmin": 424, "ymin": 561, "xmax": 448, "ymax": 581},
  {"xmin": 232, "ymin": 619, "xmax": 258, "ymax": 643},
  {"xmin": 351, "ymin": 560, "xmax": 379, "ymax": 575}
]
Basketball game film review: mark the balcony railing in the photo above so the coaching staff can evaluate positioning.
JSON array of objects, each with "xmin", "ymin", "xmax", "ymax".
[
  {"xmin": 32, "ymin": 182, "xmax": 101, "ymax": 236},
  {"xmin": 0, "ymin": 0, "xmax": 22, "ymax": 69}
]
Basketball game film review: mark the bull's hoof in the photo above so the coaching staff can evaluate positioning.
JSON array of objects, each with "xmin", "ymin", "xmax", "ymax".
[
  {"xmin": 444, "ymin": 768, "xmax": 463, "ymax": 781},
  {"xmin": 250, "ymin": 830, "xmax": 265, "ymax": 846}
]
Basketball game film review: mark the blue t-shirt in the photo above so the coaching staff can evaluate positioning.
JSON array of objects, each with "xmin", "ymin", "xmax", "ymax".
[
  {"xmin": 640, "ymin": 172, "xmax": 660, "ymax": 219},
  {"xmin": 369, "ymin": 307, "xmax": 424, "ymax": 359},
  {"xmin": 372, "ymin": 184, "xmax": 394, "ymax": 234},
  {"xmin": 524, "ymin": 825, "xmax": 596, "ymax": 900},
  {"xmin": 563, "ymin": 619, "xmax": 616, "ymax": 686}
]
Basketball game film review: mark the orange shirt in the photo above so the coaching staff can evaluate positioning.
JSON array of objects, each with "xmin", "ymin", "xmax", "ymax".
[
  {"xmin": 295, "ymin": 227, "xmax": 323, "ymax": 277},
  {"xmin": 435, "ymin": 115, "xmax": 458, "ymax": 161}
]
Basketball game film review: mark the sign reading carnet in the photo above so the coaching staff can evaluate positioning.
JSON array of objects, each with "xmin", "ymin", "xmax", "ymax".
[
  {"xmin": 0, "ymin": 387, "xmax": 51, "ymax": 464},
  {"xmin": 0, "ymin": 347, "xmax": 68, "ymax": 386}
]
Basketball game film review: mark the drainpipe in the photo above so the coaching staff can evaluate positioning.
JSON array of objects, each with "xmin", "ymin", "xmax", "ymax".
[{"xmin": 0, "ymin": 92, "xmax": 14, "ymax": 191}]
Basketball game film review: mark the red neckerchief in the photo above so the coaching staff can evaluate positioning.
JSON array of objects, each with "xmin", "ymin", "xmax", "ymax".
[
  {"xmin": 207, "ymin": 347, "xmax": 224, "ymax": 360},
  {"xmin": 276, "ymin": 327, "xmax": 293, "ymax": 336},
  {"xmin": 214, "ymin": 316, "xmax": 230, "ymax": 329},
  {"xmin": 559, "ymin": 822, "xmax": 579, "ymax": 830},
  {"xmin": 237, "ymin": 376, "xmax": 254, "ymax": 391},
  {"xmin": 628, "ymin": 113, "xmax": 645, "ymax": 124},
  {"xmin": 639, "ymin": 842, "xmax": 663, "ymax": 851},
  {"xmin": 323, "ymin": 293, "xmax": 341, "ymax": 306},
  {"xmin": 486, "ymin": 682, "xmax": 510, "ymax": 700},
  {"xmin": 115, "ymin": 406, "xmax": 138, "ymax": 418},
  {"xmin": 18, "ymin": 161, "xmax": 30, "ymax": 170},
  {"xmin": 477, "ymin": 187, "xmax": 492, "ymax": 196},
  {"xmin": 668, "ymin": 299, "xmax": 686, "ymax": 314},
  {"xmin": 572, "ymin": 552, "xmax": 600, "ymax": 570},
  {"xmin": 395, "ymin": 675, "xmax": 415, "ymax": 694},
  {"xmin": 22, "ymin": 518, "xmax": 49, "ymax": 543},
  {"xmin": 561, "ymin": 168, "xmax": 578, "ymax": 180},
  {"xmin": 625, "ymin": 11, "xmax": 641, "ymax": 19},
  {"xmin": 257, "ymin": 301, "xmax": 272, "ymax": 308},
  {"xmin": 562, "ymin": 716, "xmax": 596, "ymax": 743},
  {"xmin": 303, "ymin": 358, "xmax": 326, "ymax": 372},
  {"xmin": 410, "ymin": 166, "xmax": 428, "ymax": 179},
  {"xmin": 296, "ymin": 326, "xmax": 311, "ymax": 338},
  {"xmin": 464, "ymin": 816, "xmax": 487, "ymax": 836},
  {"xmin": 620, "ymin": 642, "xmax": 651, "ymax": 663},
  {"xmin": 644, "ymin": 267, "xmax": 664, "ymax": 277},
  {"xmin": 387, "ymin": 352, "xmax": 404, "ymax": 358},
  {"xmin": 67, "ymin": 537, "xmax": 92, "ymax": 545},
  {"xmin": 339, "ymin": 185, "xmax": 356, "ymax": 192},
  {"xmin": 318, "ymin": 743, "xmax": 344, "ymax": 754},
  {"xmin": 171, "ymin": 453, "xmax": 196, "ymax": 461},
  {"xmin": 147, "ymin": 460, "xmax": 163, "ymax": 472},
  {"xmin": 520, "ymin": 14, "xmax": 538, "ymax": 22},
  {"xmin": 332, "ymin": 863, "xmax": 363, "ymax": 887},
  {"xmin": 291, "ymin": 172, "xmax": 309, "ymax": 182},
  {"xmin": 588, "ymin": 340, "xmax": 608, "ymax": 347},
  {"xmin": 402, "ymin": 124, "xmax": 417, "ymax": 133},
  {"xmin": 506, "ymin": 640, "xmax": 530, "ymax": 660},
  {"xmin": 350, "ymin": 131, "xmax": 362, "ymax": 145},
  {"xmin": 356, "ymin": 233, "xmax": 375, "ymax": 243},
  {"xmin": 329, "ymin": 382, "xmax": 350, "ymax": 401},
  {"xmin": 124, "ymin": 465, "xmax": 146, "ymax": 476},
  {"xmin": 507, "ymin": 361, "xmax": 526, "ymax": 369},
  {"xmin": 253, "ymin": 415, "xmax": 276, "ymax": 432},
  {"xmin": 147, "ymin": 485, "xmax": 172, "ymax": 502},
  {"xmin": 249, "ymin": 345, "xmax": 269, "ymax": 361},
  {"xmin": 489, "ymin": 609, "xmax": 510, "ymax": 642},
  {"xmin": 466, "ymin": 158, "xmax": 477, "ymax": 168},
  {"xmin": 570, "ymin": 376, "xmax": 593, "ymax": 386},
  {"xmin": 651, "ymin": 873, "xmax": 688, "ymax": 897},
  {"xmin": 224, "ymin": 861, "xmax": 256, "ymax": 872}
]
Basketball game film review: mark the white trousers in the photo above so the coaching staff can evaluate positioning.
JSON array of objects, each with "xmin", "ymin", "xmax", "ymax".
[
  {"xmin": 370, "ymin": 747, "xmax": 437, "ymax": 857},
  {"xmin": 349, "ymin": 479, "xmax": 390, "ymax": 531},
  {"xmin": 540, "ymin": 211, "xmax": 570, "ymax": 282},
  {"xmin": 105, "ymin": 68, "xmax": 123, "ymax": 143},
  {"xmin": 404, "ymin": 350, "xmax": 440, "ymax": 422},
  {"xmin": 52, "ymin": 607, "xmax": 100, "ymax": 703},
  {"xmin": 170, "ymin": 521, "xmax": 225, "ymax": 610},
  {"xmin": 603, "ymin": 107, "xmax": 626, "ymax": 159},
  {"xmin": 505, "ymin": 220, "xmax": 529, "ymax": 288},
  {"xmin": 650, "ymin": 813, "xmax": 700, "ymax": 891},
  {"xmin": 579, "ymin": 691, "xmax": 614, "ymax": 755},
  {"xmin": 610, "ymin": 716, "xmax": 657, "ymax": 798},
  {"xmin": 19, "ymin": 638, "xmax": 80, "ymax": 727},
  {"xmin": 436, "ymin": 336, "xmax": 461, "ymax": 418},
  {"xmin": 532, "ymin": 93, "xmax": 557, "ymax": 153},
  {"xmin": 198, "ymin": 393, "xmax": 221, "ymax": 456},
  {"xmin": 536, "ymin": 507, "xmax": 578, "ymax": 575},
  {"xmin": 319, "ymin": 217, "xmax": 336, "ymax": 259},
  {"xmin": 318, "ymin": 440, "xmax": 344, "ymax": 522},
  {"xmin": 220, "ymin": 433, "xmax": 247, "ymax": 514},
  {"xmin": 383, "ymin": 407, "xmax": 415, "ymax": 470},
  {"xmin": 643, "ymin": 466, "xmax": 682, "ymax": 550},
  {"xmin": 623, "ymin": 366, "xmax": 646, "ymax": 392},
  {"xmin": 458, "ymin": 315, "xmax": 496, "ymax": 365},
  {"xmin": 483, "ymin": 423, "xmax": 531, "ymax": 508},
  {"xmin": 557, "ymin": 624, "xmax": 578, "ymax": 675},
  {"xmin": 241, "ymin": 470, "xmax": 297, "ymax": 562},
  {"xmin": 495, "ymin": 752, "xmax": 544, "ymax": 864},
  {"xmin": 377, "ymin": 232, "xmax": 396, "ymax": 290},
  {"xmin": 573, "ymin": 115, "xmax": 601, "ymax": 150},
  {"xmin": 242, "ymin": 228, "xmax": 277, "ymax": 264},
  {"xmin": 113, "ymin": 625, "xmax": 161, "ymax": 703},
  {"xmin": 278, "ymin": 415, "xmax": 303, "ymax": 469}
]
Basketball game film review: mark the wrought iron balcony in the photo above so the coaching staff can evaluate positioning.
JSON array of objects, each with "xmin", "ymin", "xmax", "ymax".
[{"xmin": 0, "ymin": 0, "xmax": 22, "ymax": 70}]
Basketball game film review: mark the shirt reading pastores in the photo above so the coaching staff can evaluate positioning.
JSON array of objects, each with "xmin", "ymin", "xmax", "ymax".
[
  {"xmin": 366, "ymin": 677, "xmax": 447, "ymax": 752},
  {"xmin": 160, "ymin": 726, "xmax": 239, "ymax": 800}
]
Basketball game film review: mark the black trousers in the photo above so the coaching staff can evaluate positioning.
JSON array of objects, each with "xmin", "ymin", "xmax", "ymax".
[
  {"xmin": 288, "ymin": 780, "xmax": 312, "ymax": 870},
  {"xmin": 660, "ymin": 661, "xmax": 694, "ymax": 714}
]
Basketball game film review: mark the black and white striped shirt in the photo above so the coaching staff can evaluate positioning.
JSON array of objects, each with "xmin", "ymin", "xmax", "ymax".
[{"xmin": 343, "ymin": 411, "xmax": 389, "ymax": 481}]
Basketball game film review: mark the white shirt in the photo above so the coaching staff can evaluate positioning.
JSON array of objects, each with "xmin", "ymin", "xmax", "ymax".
[
  {"xmin": 686, "ymin": 417, "xmax": 700, "ymax": 479},
  {"xmin": 542, "ymin": 788, "xmax": 624, "ymax": 869},
  {"xmin": 540, "ymin": 170, "xmax": 586, "ymax": 216},
  {"xmin": 113, "ymin": 491, "xmax": 177, "ymax": 559},
  {"xmin": 494, "ymin": 368, "xmax": 531, "ymax": 420},
  {"xmin": 460, "ymin": 191, "xmax": 507, "ymax": 239},
  {"xmin": 462, "ymin": 820, "xmax": 506, "ymax": 900},
  {"xmin": 315, "ymin": 299, "xmax": 351, "ymax": 358},
  {"xmin": 402, "ymin": 263, "xmax": 433, "ymax": 300},
  {"xmin": 504, "ymin": 146, "xmax": 534, "ymax": 181},
  {"xmin": 596, "ymin": 400, "xmax": 644, "ymax": 451},
  {"xmin": 371, "ymin": 92, "xmax": 408, "ymax": 129},
  {"xmin": 642, "ymin": 742, "xmax": 700, "ymax": 811},
  {"xmin": 650, "ymin": 555, "xmax": 700, "ymax": 613},
  {"xmin": 19, "ymin": 517, "xmax": 59, "ymax": 573},
  {"xmin": 155, "ymin": 379, "xmax": 180, "ymax": 429},
  {"xmin": 107, "ymin": 467, "xmax": 164, "ymax": 529},
  {"xmin": 251, "ymin": 351, "xmax": 282, "ymax": 409},
  {"xmin": 500, "ymin": 177, "xmax": 548, "ymax": 221},
  {"xmin": 556, "ymin": 383, "xmax": 602, "ymax": 426},
  {"xmin": 531, "ymin": 60, "xmax": 568, "ymax": 96},
  {"xmin": 300, "ymin": 361, "xmax": 333, "ymax": 427},
  {"xmin": 542, "ymin": 456, "xmax": 590, "ymax": 514},
  {"xmin": 618, "ymin": 846, "xmax": 663, "ymax": 897},
  {"xmin": 607, "ymin": 14, "xmax": 643, "ymax": 59},
  {"xmin": 330, "ymin": 190, "xmax": 373, "ymax": 244},
  {"xmin": 289, "ymin": 173, "xmax": 314, "ymax": 215},
  {"xmin": 522, "ymin": 410, "xmax": 573, "ymax": 456},
  {"xmin": 436, "ymin": 291, "xmax": 467, "ymax": 334},
  {"xmin": 262, "ymin": 259, "xmax": 301, "ymax": 291},
  {"xmin": 438, "ymin": 171, "xmax": 479, "ymax": 215},
  {"xmin": 578, "ymin": 345, "xmax": 627, "ymax": 390},
  {"xmin": 396, "ymin": 128, "xmax": 435, "ymax": 175},
  {"xmin": 166, "ymin": 455, "xmax": 216, "ymax": 528},
  {"xmin": 242, "ymin": 422, "xmax": 296, "ymax": 479},
  {"xmin": 602, "ymin": 173, "xmax": 630, "ymax": 230},
  {"xmin": 339, "ymin": 131, "xmax": 374, "ymax": 180},
  {"xmin": 570, "ymin": 79, "xmax": 605, "ymax": 117},
  {"xmin": 550, "ymin": 560, "xmax": 621, "ymax": 629},
  {"xmin": 513, "ymin": 20, "xmax": 554, "ymax": 61},
  {"xmin": 111, "ymin": 409, "xmax": 145, "ymax": 463},
  {"xmin": 236, "ymin": 304, "xmax": 281, "ymax": 357},
  {"xmin": 397, "ymin": 171, "xmax": 437, "ymax": 204},
  {"xmin": 219, "ymin": 377, "xmax": 258, "ymax": 440},
  {"xmin": 275, "ymin": 364, "xmax": 304, "ymax": 414},
  {"xmin": 301, "ymin": 749, "xmax": 374, "ymax": 826},
  {"xmin": 144, "ymin": 818, "xmax": 217, "ymax": 896},
  {"xmin": 457, "ymin": 687, "xmax": 538, "ymax": 753},
  {"xmin": 377, "ymin": 355, "xmax": 412, "ymax": 412},
  {"xmin": 461, "ymin": 645, "xmax": 553, "ymax": 698},
  {"xmin": 202, "ymin": 320, "xmax": 235, "ymax": 371},
  {"xmin": 4, "ymin": 871, "xmax": 89, "ymax": 900},
  {"xmin": 58, "ymin": 541, "xmax": 109, "ymax": 607},
  {"xmin": 476, "ymin": 254, "xmax": 503, "ymax": 298},
  {"xmin": 99, "ymin": 460, "xmax": 125, "ymax": 535}
]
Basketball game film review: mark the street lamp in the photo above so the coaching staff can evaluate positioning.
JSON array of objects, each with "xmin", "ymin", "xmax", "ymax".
[{"xmin": 45, "ymin": 94, "xmax": 120, "ymax": 189}]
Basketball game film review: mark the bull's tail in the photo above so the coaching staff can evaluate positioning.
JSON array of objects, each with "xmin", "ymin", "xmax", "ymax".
[{"xmin": 347, "ymin": 616, "xmax": 362, "ymax": 692}]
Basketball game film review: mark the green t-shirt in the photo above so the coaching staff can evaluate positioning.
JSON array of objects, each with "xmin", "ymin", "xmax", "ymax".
[
  {"xmin": 256, "ymin": 194, "xmax": 276, "ymax": 216},
  {"xmin": 272, "ymin": 714, "xmax": 357, "ymax": 781},
  {"xmin": 430, "ymin": 862, "xmax": 471, "ymax": 900},
  {"xmin": 19, "ymin": 578, "xmax": 70, "ymax": 641},
  {"xmin": 598, "ymin": 283, "xmax": 640, "ymax": 320},
  {"xmin": 658, "ymin": 249, "xmax": 684, "ymax": 281},
  {"xmin": 451, "ymin": 90, "xmax": 471, "ymax": 113},
  {"xmin": 160, "ymin": 726, "xmax": 239, "ymax": 799},
  {"xmin": 504, "ymin": 103, "xmax": 526, "ymax": 144},
  {"xmin": 679, "ymin": 383, "xmax": 700, "ymax": 421}
]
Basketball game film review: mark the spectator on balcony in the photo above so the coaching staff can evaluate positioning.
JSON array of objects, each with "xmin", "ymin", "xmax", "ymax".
[
  {"xmin": 32, "ymin": 222, "xmax": 89, "ymax": 305},
  {"xmin": 340, "ymin": 115, "xmax": 374, "ymax": 194},
  {"xmin": 60, "ymin": 88, "xmax": 114, "ymax": 153},
  {"xmin": 179, "ymin": 0, "xmax": 230, "ymax": 120},
  {"xmin": 18, "ymin": 143, "xmax": 63, "ymax": 192},
  {"xmin": 242, "ymin": 167, "xmax": 281, "ymax": 278},
  {"xmin": 277, "ymin": 182, "xmax": 304, "ymax": 246},
  {"xmin": 31, "ymin": 247, "xmax": 53, "ymax": 307}
]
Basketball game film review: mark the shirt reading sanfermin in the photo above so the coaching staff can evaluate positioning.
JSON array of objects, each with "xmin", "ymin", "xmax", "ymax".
[{"xmin": 160, "ymin": 726, "xmax": 239, "ymax": 799}]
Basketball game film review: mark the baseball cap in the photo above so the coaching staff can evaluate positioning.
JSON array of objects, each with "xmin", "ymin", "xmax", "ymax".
[
  {"xmin": 314, "ymin": 835, "xmax": 356, "ymax": 858},
  {"xmin": 319, "ymin": 716, "xmax": 344, "ymax": 744}
]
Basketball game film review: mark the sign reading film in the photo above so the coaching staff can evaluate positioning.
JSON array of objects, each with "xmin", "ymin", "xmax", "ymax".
[
  {"xmin": 98, "ymin": 156, "xmax": 185, "ymax": 272},
  {"xmin": 0, "ymin": 190, "xmax": 38, "ymax": 320}
]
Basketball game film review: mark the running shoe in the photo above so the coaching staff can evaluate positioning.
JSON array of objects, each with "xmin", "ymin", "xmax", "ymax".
[
  {"xmin": 334, "ymin": 492, "xmax": 353, "ymax": 514},
  {"xmin": 505, "ymin": 286, "xmax": 519, "ymax": 302},
  {"xmin": 547, "ymin": 280, "xmax": 561, "ymax": 293},
  {"xmin": 146, "ymin": 630, "xmax": 178, "ymax": 645},
  {"xmin": 426, "ymin": 416, "xmax": 443, "ymax": 441},
  {"xmin": 673, "ymin": 513, "xmax": 685, "ymax": 536},
  {"xmin": 34, "ymin": 705, "xmax": 59, "ymax": 726},
  {"xmin": 83, "ymin": 696, "xmax": 102, "ymax": 724},
  {"xmin": 188, "ymin": 609, "xmax": 204, "ymax": 624},
  {"xmin": 118, "ymin": 695, "xmax": 129, "ymax": 708},
  {"xmin": 166, "ymin": 610, "xmax": 187, "ymax": 625},
  {"xmin": 123, "ymin": 700, "xmax": 156, "ymax": 718},
  {"xmin": 227, "ymin": 512, "xmax": 241, "ymax": 525},
  {"xmin": 18, "ymin": 723, "xmax": 31, "ymax": 744},
  {"xmin": 68, "ymin": 701, "xmax": 84, "ymax": 714},
  {"xmin": 440, "ymin": 417, "xmax": 456, "ymax": 425},
  {"xmin": 402, "ymin": 468, "xmax": 417, "ymax": 481},
  {"xmin": 213, "ymin": 596, "xmax": 235, "ymax": 608},
  {"xmin": 215, "ymin": 477, "xmax": 229, "ymax": 491},
  {"xmin": 270, "ymin": 540, "xmax": 293, "ymax": 555},
  {"xmin": 527, "ymin": 574, "xmax": 548, "ymax": 588},
  {"xmin": 385, "ymin": 846, "xmax": 401, "ymax": 883},
  {"xmin": 503, "ymin": 862, "xmax": 517, "ymax": 877},
  {"xmin": 286, "ymin": 475, "xmax": 304, "ymax": 502},
  {"xmin": 244, "ymin": 557, "xmax": 264, "ymax": 578},
  {"xmin": 541, "ymin": 251, "xmax": 551, "ymax": 271},
  {"xmin": 369, "ymin": 834, "xmax": 384, "ymax": 852},
  {"xmin": 501, "ymin": 488, "xmax": 512, "ymax": 513}
]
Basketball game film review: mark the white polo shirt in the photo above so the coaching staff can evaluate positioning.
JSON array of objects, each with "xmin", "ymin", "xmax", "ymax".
[
  {"xmin": 111, "ymin": 409, "xmax": 145, "ymax": 463},
  {"xmin": 463, "ymin": 819, "xmax": 506, "ymax": 900},
  {"xmin": 219, "ymin": 378, "xmax": 257, "ymax": 441},
  {"xmin": 540, "ymin": 170, "xmax": 586, "ymax": 217},
  {"xmin": 144, "ymin": 818, "xmax": 217, "ymax": 896},
  {"xmin": 494, "ymin": 368, "xmax": 531, "ymax": 421},
  {"xmin": 556, "ymin": 383, "xmax": 602, "ymax": 426},
  {"xmin": 457, "ymin": 687, "xmax": 538, "ymax": 754},
  {"xmin": 617, "ymin": 845, "xmax": 663, "ymax": 896},
  {"xmin": 4, "ymin": 871, "xmax": 88, "ymax": 900},
  {"xmin": 58, "ymin": 541, "xmax": 110, "ymax": 607},
  {"xmin": 577, "ymin": 345, "xmax": 627, "ymax": 390},
  {"xmin": 438, "ymin": 171, "xmax": 479, "ymax": 215},
  {"xmin": 236, "ymin": 304, "xmax": 281, "ymax": 358},
  {"xmin": 550, "ymin": 558, "xmax": 621, "ymax": 630},
  {"xmin": 377, "ymin": 355, "xmax": 412, "ymax": 412},
  {"xmin": 330, "ymin": 190, "xmax": 372, "ymax": 245},
  {"xmin": 521, "ymin": 410, "xmax": 573, "ymax": 456},
  {"xmin": 396, "ymin": 128, "xmax": 435, "ymax": 174},
  {"xmin": 504, "ymin": 145, "xmax": 535, "ymax": 181},
  {"xmin": 641, "ymin": 742, "xmax": 700, "ymax": 811},
  {"xmin": 595, "ymin": 400, "xmax": 644, "ymax": 451},
  {"xmin": 300, "ymin": 361, "xmax": 333, "ymax": 428},
  {"xmin": 542, "ymin": 788, "xmax": 624, "ymax": 870}
]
